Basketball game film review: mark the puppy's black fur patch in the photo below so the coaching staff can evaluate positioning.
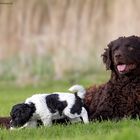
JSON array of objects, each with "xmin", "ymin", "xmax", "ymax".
[
  {"xmin": 70, "ymin": 93, "xmax": 83, "ymax": 115},
  {"xmin": 45, "ymin": 94, "xmax": 67, "ymax": 116},
  {"xmin": 10, "ymin": 103, "xmax": 36, "ymax": 127}
]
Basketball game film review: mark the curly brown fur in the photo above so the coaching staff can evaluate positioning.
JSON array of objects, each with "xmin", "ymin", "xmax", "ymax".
[
  {"xmin": 84, "ymin": 36, "xmax": 140, "ymax": 121},
  {"xmin": 0, "ymin": 117, "xmax": 11, "ymax": 129}
]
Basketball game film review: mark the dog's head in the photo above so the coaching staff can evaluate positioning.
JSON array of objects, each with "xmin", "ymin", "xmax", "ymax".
[
  {"xmin": 10, "ymin": 103, "xmax": 36, "ymax": 129},
  {"xmin": 102, "ymin": 36, "xmax": 140, "ymax": 76}
]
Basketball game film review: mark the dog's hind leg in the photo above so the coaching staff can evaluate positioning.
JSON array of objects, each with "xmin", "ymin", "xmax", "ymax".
[
  {"xmin": 63, "ymin": 108, "xmax": 86, "ymax": 124},
  {"xmin": 80, "ymin": 107, "xmax": 89, "ymax": 124}
]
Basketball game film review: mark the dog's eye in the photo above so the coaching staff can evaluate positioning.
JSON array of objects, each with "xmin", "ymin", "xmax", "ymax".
[{"xmin": 128, "ymin": 47, "xmax": 134, "ymax": 51}]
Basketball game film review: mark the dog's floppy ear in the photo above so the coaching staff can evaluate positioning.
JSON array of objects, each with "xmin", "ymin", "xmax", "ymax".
[
  {"xmin": 28, "ymin": 103, "xmax": 36, "ymax": 114},
  {"xmin": 102, "ymin": 42, "xmax": 113, "ymax": 70}
]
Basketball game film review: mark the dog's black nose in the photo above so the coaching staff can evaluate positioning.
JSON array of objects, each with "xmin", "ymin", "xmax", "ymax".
[{"xmin": 114, "ymin": 50, "xmax": 122, "ymax": 59}]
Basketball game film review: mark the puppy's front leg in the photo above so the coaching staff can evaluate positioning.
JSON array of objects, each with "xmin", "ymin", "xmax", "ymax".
[
  {"xmin": 42, "ymin": 117, "xmax": 52, "ymax": 127},
  {"xmin": 19, "ymin": 120, "xmax": 37, "ymax": 129},
  {"xmin": 27, "ymin": 120, "xmax": 38, "ymax": 128}
]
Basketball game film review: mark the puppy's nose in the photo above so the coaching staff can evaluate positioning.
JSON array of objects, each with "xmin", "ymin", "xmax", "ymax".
[{"xmin": 114, "ymin": 50, "xmax": 122, "ymax": 59}]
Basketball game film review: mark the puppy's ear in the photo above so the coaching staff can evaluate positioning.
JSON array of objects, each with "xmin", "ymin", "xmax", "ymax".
[
  {"xmin": 28, "ymin": 103, "xmax": 36, "ymax": 114},
  {"xmin": 19, "ymin": 103, "xmax": 36, "ymax": 121},
  {"xmin": 102, "ymin": 42, "xmax": 113, "ymax": 70}
]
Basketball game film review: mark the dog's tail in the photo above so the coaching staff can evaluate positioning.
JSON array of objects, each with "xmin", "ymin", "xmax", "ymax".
[{"xmin": 68, "ymin": 85, "xmax": 86, "ymax": 99}]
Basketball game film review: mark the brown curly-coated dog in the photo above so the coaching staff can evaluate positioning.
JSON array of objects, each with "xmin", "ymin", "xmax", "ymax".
[{"xmin": 84, "ymin": 35, "xmax": 140, "ymax": 121}]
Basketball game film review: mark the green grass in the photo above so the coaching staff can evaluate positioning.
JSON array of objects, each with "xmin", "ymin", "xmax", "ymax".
[
  {"xmin": 1, "ymin": 120, "xmax": 140, "ymax": 140},
  {"xmin": 1, "ymin": 73, "xmax": 140, "ymax": 140}
]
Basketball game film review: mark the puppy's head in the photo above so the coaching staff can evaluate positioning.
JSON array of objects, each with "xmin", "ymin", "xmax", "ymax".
[
  {"xmin": 102, "ymin": 36, "xmax": 140, "ymax": 76},
  {"xmin": 10, "ymin": 103, "xmax": 36, "ymax": 129}
]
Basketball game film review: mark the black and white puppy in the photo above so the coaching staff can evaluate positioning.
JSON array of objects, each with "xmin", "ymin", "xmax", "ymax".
[{"xmin": 10, "ymin": 85, "xmax": 89, "ymax": 129}]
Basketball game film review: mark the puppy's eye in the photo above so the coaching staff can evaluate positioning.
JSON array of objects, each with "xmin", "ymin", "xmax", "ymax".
[{"xmin": 128, "ymin": 47, "xmax": 134, "ymax": 51}]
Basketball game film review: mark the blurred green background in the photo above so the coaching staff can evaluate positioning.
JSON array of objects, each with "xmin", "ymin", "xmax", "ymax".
[{"xmin": 0, "ymin": 0, "xmax": 140, "ymax": 85}]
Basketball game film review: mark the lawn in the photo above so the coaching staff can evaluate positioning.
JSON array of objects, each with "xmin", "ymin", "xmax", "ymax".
[{"xmin": 0, "ymin": 72, "xmax": 140, "ymax": 140}]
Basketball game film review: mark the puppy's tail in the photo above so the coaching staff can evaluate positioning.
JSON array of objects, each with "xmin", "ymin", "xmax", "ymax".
[{"xmin": 68, "ymin": 85, "xmax": 86, "ymax": 99}]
